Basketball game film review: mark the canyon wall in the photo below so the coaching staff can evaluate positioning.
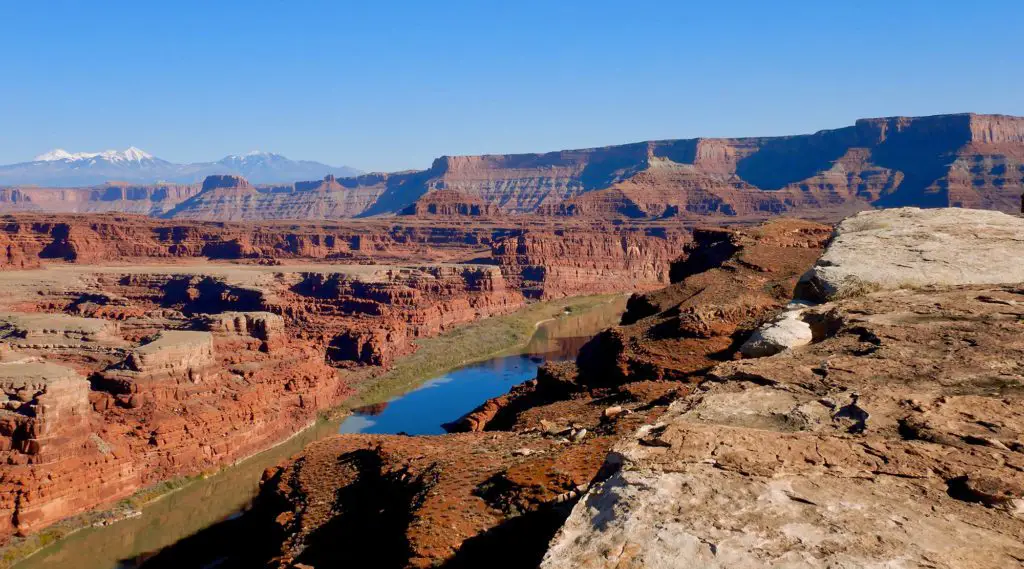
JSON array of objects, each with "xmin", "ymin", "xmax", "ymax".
[
  {"xmin": 0, "ymin": 214, "xmax": 689, "ymax": 297},
  {"xmin": 0, "ymin": 211, "xmax": 693, "ymax": 538},
  {"xmin": 0, "ymin": 183, "xmax": 202, "ymax": 216},
  {"xmin": 3, "ymin": 113, "xmax": 1021, "ymax": 221},
  {"xmin": 253, "ymin": 208, "xmax": 1024, "ymax": 568},
  {"xmin": 251, "ymin": 218, "xmax": 835, "ymax": 568},
  {"xmin": 493, "ymin": 227, "xmax": 689, "ymax": 298},
  {"xmin": 0, "ymin": 258, "xmax": 533, "ymax": 536}
]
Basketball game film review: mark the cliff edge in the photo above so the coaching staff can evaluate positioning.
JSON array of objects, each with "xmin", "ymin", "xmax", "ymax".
[{"xmin": 542, "ymin": 208, "xmax": 1024, "ymax": 568}]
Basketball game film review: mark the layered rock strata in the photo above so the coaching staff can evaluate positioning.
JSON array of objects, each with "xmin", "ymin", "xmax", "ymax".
[
  {"xmin": 0, "ymin": 214, "xmax": 687, "ymax": 299},
  {"xmin": 544, "ymin": 207, "xmax": 1024, "ymax": 568},
  {"xmin": 0, "ymin": 183, "xmax": 201, "ymax": 216},
  {"xmin": 0, "ymin": 306, "xmax": 344, "ymax": 536},
  {"xmin": 0, "ymin": 211, "xmax": 687, "ymax": 538},
  {"xmin": 493, "ymin": 228, "xmax": 690, "ymax": 299},
  {"xmin": 0, "ymin": 356, "xmax": 139, "ymax": 535},
  {"xmin": 253, "ymin": 219, "xmax": 834, "ymax": 568},
  {"xmin": 3, "ymin": 113, "xmax": 1021, "ymax": 220},
  {"xmin": 544, "ymin": 285, "xmax": 1024, "ymax": 569}
]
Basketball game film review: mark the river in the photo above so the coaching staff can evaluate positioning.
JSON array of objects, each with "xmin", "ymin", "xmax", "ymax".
[{"xmin": 12, "ymin": 297, "xmax": 625, "ymax": 569}]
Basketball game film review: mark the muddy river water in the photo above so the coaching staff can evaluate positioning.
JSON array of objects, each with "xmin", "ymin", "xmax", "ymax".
[{"xmin": 14, "ymin": 298, "xmax": 625, "ymax": 569}]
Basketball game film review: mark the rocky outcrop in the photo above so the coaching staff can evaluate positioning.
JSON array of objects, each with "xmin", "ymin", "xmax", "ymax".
[
  {"xmin": 258, "ymin": 430, "xmax": 632, "ymax": 569},
  {"xmin": 544, "ymin": 207, "xmax": 1024, "ymax": 568},
  {"xmin": 575, "ymin": 220, "xmax": 832, "ymax": 383},
  {"xmin": 544, "ymin": 286, "xmax": 1024, "ymax": 568},
  {"xmin": 0, "ymin": 356, "xmax": 139, "ymax": 535},
  {"xmin": 738, "ymin": 303, "xmax": 813, "ymax": 357},
  {"xmin": 400, "ymin": 189, "xmax": 493, "ymax": 217},
  {"xmin": 202, "ymin": 311, "xmax": 285, "ymax": 351},
  {"xmin": 800, "ymin": 207, "xmax": 1024, "ymax": 300},
  {"xmin": 200, "ymin": 175, "xmax": 252, "ymax": 192},
  {"xmin": 0, "ymin": 313, "xmax": 120, "ymax": 345},
  {"xmin": 0, "ymin": 183, "xmax": 201, "ymax": 216},
  {"xmin": 492, "ymin": 228, "xmax": 690, "ymax": 299},
  {"xmin": 102, "ymin": 331, "xmax": 218, "ymax": 401}
]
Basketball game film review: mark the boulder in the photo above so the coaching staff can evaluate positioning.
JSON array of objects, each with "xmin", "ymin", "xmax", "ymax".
[
  {"xmin": 800, "ymin": 207, "xmax": 1024, "ymax": 300},
  {"xmin": 739, "ymin": 306, "xmax": 813, "ymax": 357}
]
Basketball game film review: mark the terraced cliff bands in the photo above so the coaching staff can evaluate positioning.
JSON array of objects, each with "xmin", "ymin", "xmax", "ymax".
[
  {"xmin": 252, "ymin": 218, "xmax": 833, "ymax": 569},
  {"xmin": 3, "ymin": 113, "xmax": 1021, "ymax": 221},
  {"xmin": 0, "ymin": 211, "xmax": 694, "ymax": 542},
  {"xmin": 0, "ymin": 260, "xmax": 523, "ymax": 538},
  {"xmin": 0, "ymin": 183, "xmax": 202, "ymax": 216},
  {"xmin": 0, "ymin": 214, "xmax": 688, "ymax": 299},
  {"xmin": 256, "ymin": 208, "xmax": 1024, "ymax": 569}
]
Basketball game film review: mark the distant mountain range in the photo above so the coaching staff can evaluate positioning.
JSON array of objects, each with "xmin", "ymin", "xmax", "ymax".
[
  {"xmin": 0, "ymin": 148, "xmax": 361, "ymax": 186},
  {"xmin": 1, "ymin": 114, "xmax": 1021, "ymax": 221}
]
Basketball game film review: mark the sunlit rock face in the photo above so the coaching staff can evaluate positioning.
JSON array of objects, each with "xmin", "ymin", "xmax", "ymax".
[{"xmin": 3, "ymin": 114, "xmax": 1023, "ymax": 220}]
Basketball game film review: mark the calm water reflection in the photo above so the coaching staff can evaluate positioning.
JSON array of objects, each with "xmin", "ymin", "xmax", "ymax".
[
  {"xmin": 339, "ymin": 354, "xmax": 550, "ymax": 435},
  {"xmin": 12, "ymin": 297, "xmax": 625, "ymax": 569}
]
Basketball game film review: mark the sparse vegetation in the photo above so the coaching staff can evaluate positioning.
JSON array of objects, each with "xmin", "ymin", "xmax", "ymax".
[
  {"xmin": 342, "ymin": 294, "xmax": 621, "ymax": 409},
  {"xmin": 0, "ymin": 473, "xmax": 207, "ymax": 569},
  {"xmin": 0, "ymin": 294, "xmax": 622, "ymax": 568},
  {"xmin": 831, "ymin": 275, "xmax": 884, "ymax": 300}
]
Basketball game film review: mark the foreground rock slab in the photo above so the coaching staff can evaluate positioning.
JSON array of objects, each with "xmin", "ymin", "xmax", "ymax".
[
  {"xmin": 543, "ymin": 286, "xmax": 1024, "ymax": 568},
  {"xmin": 801, "ymin": 207, "xmax": 1024, "ymax": 300}
]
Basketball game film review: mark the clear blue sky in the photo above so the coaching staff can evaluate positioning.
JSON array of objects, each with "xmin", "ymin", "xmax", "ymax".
[{"xmin": 1, "ymin": 0, "xmax": 1021, "ymax": 172}]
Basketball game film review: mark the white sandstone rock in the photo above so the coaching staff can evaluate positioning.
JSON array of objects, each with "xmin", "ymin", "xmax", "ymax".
[
  {"xmin": 800, "ymin": 207, "xmax": 1024, "ymax": 300},
  {"xmin": 740, "ymin": 307, "xmax": 812, "ymax": 358}
]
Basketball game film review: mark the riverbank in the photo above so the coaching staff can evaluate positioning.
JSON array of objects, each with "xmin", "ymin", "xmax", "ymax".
[
  {"xmin": 3, "ymin": 294, "xmax": 625, "ymax": 569},
  {"xmin": 343, "ymin": 294, "xmax": 625, "ymax": 410}
]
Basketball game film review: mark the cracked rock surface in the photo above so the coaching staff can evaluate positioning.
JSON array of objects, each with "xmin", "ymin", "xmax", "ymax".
[
  {"xmin": 543, "ymin": 285, "xmax": 1024, "ymax": 568},
  {"xmin": 801, "ymin": 207, "xmax": 1024, "ymax": 300}
]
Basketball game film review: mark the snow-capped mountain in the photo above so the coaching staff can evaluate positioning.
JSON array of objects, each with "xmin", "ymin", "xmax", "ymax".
[
  {"xmin": 215, "ymin": 151, "xmax": 361, "ymax": 184},
  {"xmin": 0, "ymin": 148, "xmax": 360, "ymax": 186},
  {"xmin": 34, "ymin": 147, "xmax": 156, "ymax": 163}
]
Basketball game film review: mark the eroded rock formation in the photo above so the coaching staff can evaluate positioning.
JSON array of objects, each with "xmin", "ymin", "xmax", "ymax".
[
  {"xmin": 0, "ymin": 353, "xmax": 140, "ymax": 536},
  {"xmin": 252, "ymin": 218, "xmax": 834, "ymax": 568},
  {"xmin": 544, "ymin": 208, "xmax": 1024, "ymax": 568},
  {"xmin": 3, "ymin": 113, "xmax": 1021, "ymax": 221},
  {"xmin": 256, "ymin": 208, "xmax": 1024, "ymax": 569},
  {"xmin": 801, "ymin": 207, "xmax": 1024, "ymax": 300},
  {"xmin": 492, "ymin": 228, "xmax": 690, "ymax": 299},
  {"xmin": 0, "ymin": 208, "xmax": 696, "ymax": 540},
  {"xmin": 544, "ymin": 285, "xmax": 1024, "ymax": 568}
]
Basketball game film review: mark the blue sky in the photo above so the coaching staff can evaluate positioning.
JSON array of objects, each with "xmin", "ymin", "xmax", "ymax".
[{"xmin": 1, "ymin": 0, "xmax": 1021, "ymax": 172}]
